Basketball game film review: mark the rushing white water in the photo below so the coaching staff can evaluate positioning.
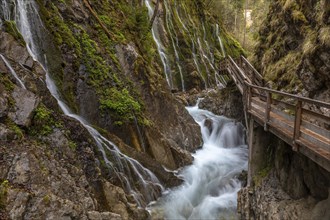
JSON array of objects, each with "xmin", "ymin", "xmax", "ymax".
[
  {"xmin": 148, "ymin": 101, "xmax": 248, "ymax": 219},
  {"xmin": 0, "ymin": 54, "xmax": 26, "ymax": 89},
  {"xmin": 1, "ymin": 0, "xmax": 162, "ymax": 207}
]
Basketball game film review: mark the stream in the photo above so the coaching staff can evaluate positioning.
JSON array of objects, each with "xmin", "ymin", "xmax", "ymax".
[{"xmin": 148, "ymin": 100, "xmax": 248, "ymax": 219}]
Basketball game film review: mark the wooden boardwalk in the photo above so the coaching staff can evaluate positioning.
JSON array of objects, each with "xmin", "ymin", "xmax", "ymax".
[{"xmin": 221, "ymin": 56, "xmax": 330, "ymax": 172}]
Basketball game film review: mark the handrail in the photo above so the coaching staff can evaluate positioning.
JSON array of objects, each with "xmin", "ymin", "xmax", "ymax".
[
  {"xmin": 240, "ymin": 55, "xmax": 263, "ymax": 81},
  {"xmin": 245, "ymin": 82, "xmax": 330, "ymax": 109},
  {"xmin": 224, "ymin": 55, "xmax": 330, "ymax": 172}
]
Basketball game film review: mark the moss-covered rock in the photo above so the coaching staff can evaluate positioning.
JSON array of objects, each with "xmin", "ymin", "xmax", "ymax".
[{"xmin": 253, "ymin": 0, "xmax": 330, "ymax": 97}]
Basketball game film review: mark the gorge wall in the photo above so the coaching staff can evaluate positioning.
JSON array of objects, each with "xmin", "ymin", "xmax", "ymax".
[
  {"xmin": 238, "ymin": 0, "xmax": 330, "ymax": 219},
  {"xmin": 252, "ymin": 0, "xmax": 330, "ymax": 103},
  {"xmin": 0, "ymin": 0, "xmax": 245, "ymax": 219}
]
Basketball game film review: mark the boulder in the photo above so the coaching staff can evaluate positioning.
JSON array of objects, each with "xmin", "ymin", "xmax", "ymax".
[
  {"xmin": 0, "ymin": 32, "xmax": 32, "ymax": 68},
  {"xmin": 8, "ymin": 86, "xmax": 39, "ymax": 126},
  {"xmin": 7, "ymin": 153, "xmax": 30, "ymax": 185}
]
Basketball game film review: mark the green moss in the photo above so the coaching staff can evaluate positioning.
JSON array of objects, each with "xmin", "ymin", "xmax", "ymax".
[
  {"xmin": 0, "ymin": 72, "xmax": 15, "ymax": 91},
  {"xmin": 30, "ymin": 104, "xmax": 62, "ymax": 136},
  {"xmin": 263, "ymin": 51, "xmax": 302, "ymax": 92},
  {"xmin": 253, "ymin": 166, "xmax": 272, "ymax": 186},
  {"xmin": 44, "ymin": 3, "xmax": 81, "ymax": 57},
  {"xmin": 5, "ymin": 118, "xmax": 23, "ymax": 140},
  {"xmin": 68, "ymin": 141, "xmax": 77, "ymax": 150},
  {"xmin": 0, "ymin": 180, "xmax": 9, "ymax": 210},
  {"xmin": 42, "ymin": 194, "xmax": 51, "ymax": 206},
  {"xmin": 100, "ymin": 88, "xmax": 141, "ymax": 123},
  {"xmin": 3, "ymin": 21, "xmax": 26, "ymax": 46}
]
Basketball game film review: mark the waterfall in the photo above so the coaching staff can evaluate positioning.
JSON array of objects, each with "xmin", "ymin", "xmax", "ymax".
[
  {"xmin": 0, "ymin": 54, "xmax": 26, "ymax": 89},
  {"xmin": 216, "ymin": 24, "xmax": 226, "ymax": 57},
  {"xmin": 1, "ymin": 0, "xmax": 162, "ymax": 207},
  {"xmin": 148, "ymin": 102, "xmax": 248, "ymax": 219},
  {"xmin": 163, "ymin": 0, "xmax": 185, "ymax": 91},
  {"xmin": 145, "ymin": 0, "xmax": 173, "ymax": 89}
]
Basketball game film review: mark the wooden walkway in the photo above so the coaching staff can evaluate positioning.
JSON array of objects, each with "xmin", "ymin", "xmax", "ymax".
[{"xmin": 221, "ymin": 56, "xmax": 330, "ymax": 172}]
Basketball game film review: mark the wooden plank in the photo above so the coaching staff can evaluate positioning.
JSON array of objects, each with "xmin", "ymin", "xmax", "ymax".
[
  {"xmin": 270, "ymin": 105, "xmax": 295, "ymax": 122},
  {"xmin": 297, "ymin": 139, "xmax": 330, "ymax": 172},
  {"xmin": 269, "ymin": 112, "xmax": 294, "ymax": 134},
  {"xmin": 302, "ymin": 109, "xmax": 330, "ymax": 125},
  {"xmin": 267, "ymin": 120, "xmax": 294, "ymax": 147},
  {"xmin": 300, "ymin": 126, "xmax": 330, "ymax": 149},
  {"xmin": 301, "ymin": 119, "xmax": 330, "ymax": 139}
]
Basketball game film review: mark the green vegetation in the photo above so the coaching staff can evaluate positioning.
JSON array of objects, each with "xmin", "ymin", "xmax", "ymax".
[
  {"xmin": 30, "ymin": 104, "xmax": 62, "ymax": 136},
  {"xmin": 0, "ymin": 73, "xmax": 15, "ymax": 91},
  {"xmin": 42, "ymin": 194, "xmax": 51, "ymax": 206},
  {"xmin": 100, "ymin": 88, "xmax": 141, "ymax": 125},
  {"xmin": 3, "ymin": 20, "xmax": 26, "ymax": 46},
  {"xmin": 0, "ymin": 180, "xmax": 9, "ymax": 210},
  {"xmin": 68, "ymin": 141, "xmax": 77, "ymax": 150},
  {"xmin": 5, "ymin": 118, "xmax": 23, "ymax": 140}
]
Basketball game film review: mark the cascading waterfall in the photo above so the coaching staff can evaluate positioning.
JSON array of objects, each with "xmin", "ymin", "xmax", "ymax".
[
  {"xmin": 145, "ymin": 0, "xmax": 173, "ymax": 89},
  {"xmin": 163, "ymin": 0, "xmax": 185, "ymax": 91},
  {"xmin": 1, "ymin": 0, "xmax": 162, "ymax": 207},
  {"xmin": 145, "ymin": 0, "xmax": 229, "ymax": 90},
  {"xmin": 148, "ymin": 101, "xmax": 248, "ymax": 219},
  {"xmin": 216, "ymin": 24, "xmax": 226, "ymax": 58},
  {"xmin": 0, "ymin": 54, "xmax": 26, "ymax": 89}
]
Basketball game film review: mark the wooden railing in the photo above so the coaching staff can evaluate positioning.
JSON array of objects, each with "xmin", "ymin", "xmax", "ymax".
[{"xmin": 222, "ymin": 55, "xmax": 330, "ymax": 172}]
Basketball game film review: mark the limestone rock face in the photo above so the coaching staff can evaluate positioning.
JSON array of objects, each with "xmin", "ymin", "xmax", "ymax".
[
  {"xmin": 238, "ymin": 138, "xmax": 330, "ymax": 220},
  {"xmin": 253, "ymin": 0, "xmax": 330, "ymax": 99},
  {"xmin": 0, "ymin": 84, "xmax": 9, "ymax": 117},
  {"xmin": 0, "ymin": 32, "xmax": 32, "ymax": 68},
  {"xmin": 8, "ymin": 86, "xmax": 39, "ymax": 126}
]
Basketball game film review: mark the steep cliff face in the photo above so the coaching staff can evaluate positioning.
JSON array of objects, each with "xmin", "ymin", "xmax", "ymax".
[
  {"xmin": 253, "ymin": 0, "xmax": 330, "ymax": 102},
  {"xmin": 0, "ymin": 0, "xmax": 245, "ymax": 218}
]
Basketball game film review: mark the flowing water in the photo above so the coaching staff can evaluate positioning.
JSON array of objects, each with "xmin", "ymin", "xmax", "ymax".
[
  {"xmin": 1, "ymin": 0, "xmax": 162, "ymax": 207},
  {"xmin": 145, "ymin": 0, "xmax": 173, "ymax": 89},
  {"xmin": 148, "ymin": 101, "xmax": 248, "ymax": 219},
  {"xmin": 0, "ymin": 54, "xmax": 26, "ymax": 89},
  {"xmin": 216, "ymin": 24, "xmax": 226, "ymax": 58}
]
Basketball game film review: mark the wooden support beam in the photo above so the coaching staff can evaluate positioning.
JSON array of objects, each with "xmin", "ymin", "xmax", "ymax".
[
  {"xmin": 264, "ymin": 92, "xmax": 271, "ymax": 131},
  {"xmin": 293, "ymin": 100, "xmax": 302, "ymax": 151}
]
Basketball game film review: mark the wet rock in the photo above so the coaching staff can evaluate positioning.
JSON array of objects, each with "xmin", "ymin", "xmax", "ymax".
[
  {"xmin": 116, "ymin": 43, "xmax": 138, "ymax": 75},
  {"xmin": 87, "ymin": 211, "xmax": 122, "ymax": 220},
  {"xmin": 103, "ymin": 181, "xmax": 129, "ymax": 219},
  {"xmin": 7, "ymin": 153, "xmax": 30, "ymax": 185},
  {"xmin": 145, "ymin": 130, "xmax": 176, "ymax": 170},
  {"xmin": 0, "ymin": 123, "xmax": 16, "ymax": 141},
  {"xmin": 0, "ymin": 32, "xmax": 31, "ymax": 67},
  {"xmin": 8, "ymin": 86, "xmax": 39, "ymax": 126},
  {"xmin": 0, "ymin": 84, "xmax": 9, "ymax": 117},
  {"xmin": 311, "ymin": 190, "xmax": 330, "ymax": 220}
]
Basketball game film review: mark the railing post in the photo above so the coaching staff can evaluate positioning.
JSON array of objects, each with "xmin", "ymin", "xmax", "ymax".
[
  {"xmin": 264, "ymin": 92, "xmax": 271, "ymax": 131},
  {"xmin": 293, "ymin": 100, "xmax": 302, "ymax": 151},
  {"xmin": 248, "ymin": 85, "xmax": 252, "ymax": 111}
]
